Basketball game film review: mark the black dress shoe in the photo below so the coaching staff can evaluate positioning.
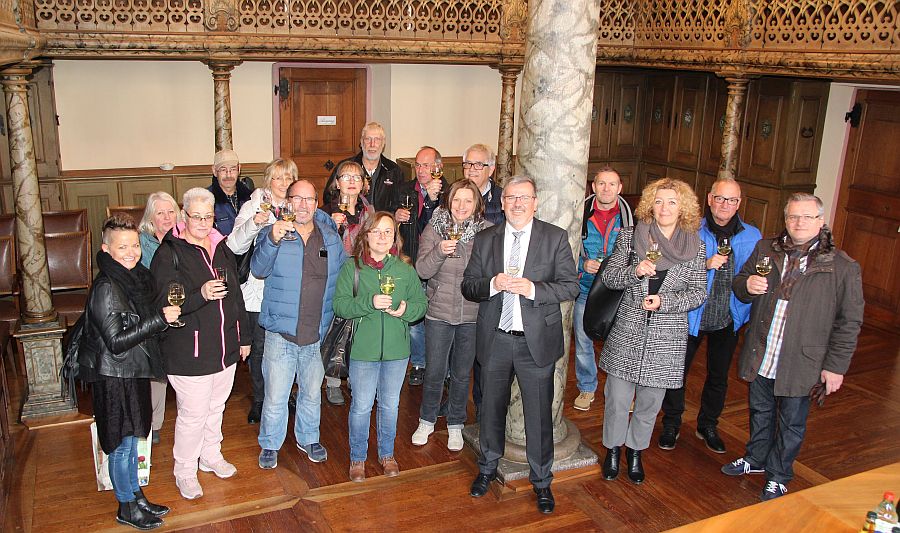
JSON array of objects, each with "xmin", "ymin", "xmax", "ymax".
[
  {"xmin": 247, "ymin": 401, "xmax": 262, "ymax": 424},
  {"xmin": 657, "ymin": 426, "xmax": 679, "ymax": 450},
  {"xmin": 602, "ymin": 446, "xmax": 620, "ymax": 480},
  {"xmin": 534, "ymin": 486, "xmax": 555, "ymax": 514},
  {"xmin": 625, "ymin": 447, "xmax": 645, "ymax": 484},
  {"xmin": 469, "ymin": 472, "xmax": 496, "ymax": 497},
  {"xmin": 696, "ymin": 426, "xmax": 726, "ymax": 453}
]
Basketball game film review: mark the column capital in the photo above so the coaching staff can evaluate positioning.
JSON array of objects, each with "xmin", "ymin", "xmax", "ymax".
[
  {"xmin": 496, "ymin": 64, "xmax": 523, "ymax": 78},
  {"xmin": 205, "ymin": 57, "xmax": 242, "ymax": 77},
  {"xmin": 0, "ymin": 59, "xmax": 45, "ymax": 82}
]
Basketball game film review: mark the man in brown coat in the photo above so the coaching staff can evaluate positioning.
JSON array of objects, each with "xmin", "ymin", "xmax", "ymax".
[{"xmin": 721, "ymin": 193, "xmax": 864, "ymax": 502}]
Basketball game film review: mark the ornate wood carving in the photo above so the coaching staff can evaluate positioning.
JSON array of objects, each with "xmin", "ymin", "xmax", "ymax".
[
  {"xmin": 206, "ymin": 0, "xmax": 239, "ymax": 32},
  {"xmin": 499, "ymin": 0, "xmax": 525, "ymax": 41}
]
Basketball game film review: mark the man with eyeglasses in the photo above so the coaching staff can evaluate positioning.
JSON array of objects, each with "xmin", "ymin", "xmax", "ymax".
[
  {"xmin": 462, "ymin": 176, "xmax": 579, "ymax": 515},
  {"xmin": 209, "ymin": 149, "xmax": 253, "ymax": 236},
  {"xmin": 658, "ymin": 178, "xmax": 760, "ymax": 454},
  {"xmin": 323, "ymin": 122, "xmax": 403, "ymax": 211},
  {"xmin": 391, "ymin": 146, "xmax": 447, "ymax": 386},
  {"xmin": 250, "ymin": 180, "xmax": 348, "ymax": 470},
  {"xmin": 722, "ymin": 193, "xmax": 863, "ymax": 502},
  {"xmin": 572, "ymin": 166, "xmax": 634, "ymax": 412},
  {"xmin": 462, "ymin": 143, "xmax": 505, "ymax": 225}
]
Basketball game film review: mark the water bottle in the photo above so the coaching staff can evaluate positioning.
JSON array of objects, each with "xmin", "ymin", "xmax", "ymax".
[{"xmin": 875, "ymin": 491, "xmax": 898, "ymax": 524}]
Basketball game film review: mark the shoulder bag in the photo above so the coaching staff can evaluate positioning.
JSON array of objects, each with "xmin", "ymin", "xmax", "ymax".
[
  {"xmin": 583, "ymin": 249, "xmax": 634, "ymax": 341},
  {"xmin": 321, "ymin": 265, "xmax": 358, "ymax": 379}
]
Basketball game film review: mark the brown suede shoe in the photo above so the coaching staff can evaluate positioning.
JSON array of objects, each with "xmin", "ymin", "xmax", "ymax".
[
  {"xmin": 380, "ymin": 456, "xmax": 400, "ymax": 477},
  {"xmin": 349, "ymin": 461, "xmax": 365, "ymax": 482}
]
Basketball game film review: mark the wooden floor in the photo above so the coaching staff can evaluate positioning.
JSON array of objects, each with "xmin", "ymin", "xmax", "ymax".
[{"xmin": 2, "ymin": 323, "xmax": 898, "ymax": 532}]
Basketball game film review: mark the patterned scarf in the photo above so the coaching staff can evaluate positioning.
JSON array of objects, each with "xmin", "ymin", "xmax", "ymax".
[
  {"xmin": 632, "ymin": 220, "xmax": 700, "ymax": 271},
  {"xmin": 775, "ymin": 229, "xmax": 820, "ymax": 301},
  {"xmin": 429, "ymin": 207, "xmax": 485, "ymax": 243}
]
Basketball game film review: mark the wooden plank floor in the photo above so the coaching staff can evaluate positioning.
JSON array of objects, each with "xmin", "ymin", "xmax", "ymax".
[{"xmin": 2, "ymin": 323, "xmax": 897, "ymax": 532}]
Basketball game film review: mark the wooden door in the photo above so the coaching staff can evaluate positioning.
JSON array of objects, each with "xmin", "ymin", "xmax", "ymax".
[
  {"xmin": 643, "ymin": 75, "xmax": 673, "ymax": 163},
  {"xmin": 832, "ymin": 90, "xmax": 900, "ymax": 330},
  {"xmin": 609, "ymin": 73, "xmax": 643, "ymax": 160},
  {"xmin": 700, "ymin": 77, "xmax": 728, "ymax": 176},
  {"xmin": 739, "ymin": 78, "xmax": 790, "ymax": 185},
  {"xmin": 589, "ymin": 71, "xmax": 613, "ymax": 160},
  {"xmin": 668, "ymin": 74, "xmax": 708, "ymax": 168},
  {"xmin": 278, "ymin": 68, "xmax": 367, "ymax": 193}
]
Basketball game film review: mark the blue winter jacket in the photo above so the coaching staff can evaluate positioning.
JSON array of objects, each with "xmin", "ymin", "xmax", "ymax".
[
  {"xmin": 251, "ymin": 210, "xmax": 348, "ymax": 340},
  {"xmin": 687, "ymin": 216, "xmax": 761, "ymax": 336}
]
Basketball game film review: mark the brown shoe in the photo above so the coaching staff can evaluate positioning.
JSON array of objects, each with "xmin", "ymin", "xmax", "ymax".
[
  {"xmin": 380, "ymin": 456, "xmax": 400, "ymax": 477},
  {"xmin": 349, "ymin": 461, "xmax": 365, "ymax": 482}
]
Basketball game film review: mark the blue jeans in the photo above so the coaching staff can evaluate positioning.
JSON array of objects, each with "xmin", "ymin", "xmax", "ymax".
[
  {"xmin": 108, "ymin": 435, "xmax": 140, "ymax": 502},
  {"xmin": 258, "ymin": 331, "xmax": 325, "ymax": 450},
  {"xmin": 348, "ymin": 357, "xmax": 408, "ymax": 462},
  {"xmin": 409, "ymin": 319, "xmax": 426, "ymax": 368},
  {"xmin": 573, "ymin": 292, "xmax": 598, "ymax": 393},
  {"xmin": 745, "ymin": 375, "xmax": 811, "ymax": 484},
  {"xmin": 420, "ymin": 319, "xmax": 476, "ymax": 428}
]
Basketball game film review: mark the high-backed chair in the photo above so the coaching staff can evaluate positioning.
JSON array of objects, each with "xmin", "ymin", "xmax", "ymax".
[
  {"xmin": 43, "ymin": 209, "xmax": 89, "ymax": 235},
  {"xmin": 107, "ymin": 205, "xmax": 147, "ymax": 226},
  {"xmin": 45, "ymin": 231, "xmax": 92, "ymax": 327},
  {"xmin": 0, "ymin": 236, "xmax": 21, "ymax": 376}
]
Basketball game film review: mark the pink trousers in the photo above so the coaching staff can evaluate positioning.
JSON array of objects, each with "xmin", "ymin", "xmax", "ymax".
[{"xmin": 167, "ymin": 364, "xmax": 236, "ymax": 479}]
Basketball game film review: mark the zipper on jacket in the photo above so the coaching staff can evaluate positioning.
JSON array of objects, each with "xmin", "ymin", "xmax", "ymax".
[
  {"xmin": 378, "ymin": 268, "xmax": 385, "ymax": 361},
  {"xmin": 194, "ymin": 331, "xmax": 199, "ymax": 358}
]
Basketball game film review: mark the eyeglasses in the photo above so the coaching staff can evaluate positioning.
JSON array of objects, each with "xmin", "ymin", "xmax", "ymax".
[
  {"xmin": 368, "ymin": 229, "xmax": 395, "ymax": 237},
  {"xmin": 362, "ymin": 136, "xmax": 384, "ymax": 145},
  {"xmin": 216, "ymin": 166, "xmax": 239, "ymax": 175},
  {"xmin": 463, "ymin": 161, "xmax": 491, "ymax": 170},
  {"xmin": 712, "ymin": 195, "xmax": 740, "ymax": 206},
  {"xmin": 786, "ymin": 214, "xmax": 821, "ymax": 223},
  {"xmin": 187, "ymin": 213, "xmax": 215, "ymax": 223},
  {"xmin": 503, "ymin": 195, "xmax": 535, "ymax": 203},
  {"xmin": 290, "ymin": 195, "xmax": 317, "ymax": 204},
  {"xmin": 271, "ymin": 175, "xmax": 294, "ymax": 183},
  {"xmin": 339, "ymin": 174, "xmax": 363, "ymax": 183}
]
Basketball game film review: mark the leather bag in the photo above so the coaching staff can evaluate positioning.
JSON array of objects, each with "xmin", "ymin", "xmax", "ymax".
[
  {"xmin": 583, "ymin": 250, "xmax": 634, "ymax": 341},
  {"xmin": 321, "ymin": 265, "xmax": 358, "ymax": 379}
]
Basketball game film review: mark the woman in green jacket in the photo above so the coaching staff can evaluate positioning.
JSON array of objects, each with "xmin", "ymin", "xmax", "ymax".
[{"xmin": 333, "ymin": 211, "xmax": 427, "ymax": 483}]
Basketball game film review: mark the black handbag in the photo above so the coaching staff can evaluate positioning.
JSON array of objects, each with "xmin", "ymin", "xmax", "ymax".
[
  {"xmin": 583, "ymin": 250, "xmax": 634, "ymax": 341},
  {"xmin": 235, "ymin": 242, "xmax": 253, "ymax": 284},
  {"xmin": 321, "ymin": 265, "xmax": 359, "ymax": 379}
]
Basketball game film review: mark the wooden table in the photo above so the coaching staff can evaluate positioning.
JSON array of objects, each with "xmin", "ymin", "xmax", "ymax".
[{"xmin": 668, "ymin": 462, "xmax": 900, "ymax": 532}]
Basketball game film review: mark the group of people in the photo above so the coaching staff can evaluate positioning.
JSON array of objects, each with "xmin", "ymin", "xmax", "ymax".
[{"xmin": 77, "ymin": 120, "xmax": 864, "ymax": 529}]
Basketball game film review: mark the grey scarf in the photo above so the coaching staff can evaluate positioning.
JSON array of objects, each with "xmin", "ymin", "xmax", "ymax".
[
  {"xmin": 430, "ymin": 207, "xmax": 484, "ymax": 243},
  {"xmin": 632, "ymin": 220, "xmax": 700, "ymax": 271}
]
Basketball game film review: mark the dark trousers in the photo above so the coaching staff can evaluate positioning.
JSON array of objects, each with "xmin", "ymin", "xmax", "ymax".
[
  {"xmin": 420, "ymin": 319, "xmax": 476, "ymax": 427},
  {"xmin": 661, "ymin": 326, "xmax": 739, "ymax": 430},
  {"xmin": 247, "ymin": 311, "xmax": 267, "ymax": 404},
  {"xmin": 744, "ymin": 375, "xmax": 810, "ymax": 484},
  {"xmin": 478, "ymin": 331, "xmax": 555, "ymax": 488}
]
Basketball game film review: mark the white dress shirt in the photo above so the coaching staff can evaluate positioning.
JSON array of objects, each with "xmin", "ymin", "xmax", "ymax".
[{"xmin": 490, "ymin": 220, "xmax": 535, "ymax": 331}]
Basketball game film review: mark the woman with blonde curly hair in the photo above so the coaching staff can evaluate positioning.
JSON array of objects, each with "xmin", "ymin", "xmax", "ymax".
[{"xmin": 597, "ymin": 178, "xmax": 708, "ymax": 485}]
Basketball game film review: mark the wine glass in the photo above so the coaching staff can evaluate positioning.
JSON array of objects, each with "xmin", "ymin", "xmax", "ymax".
[
  {"xmin": 505, "ymin": 264, "xmax": 520, "ymax": 277},
  {"xmin": 379, "ymin": 275, "xmax": 395, "ymax": 296},
  {"xmin": 645, "ymin": 241, "xmax": 661, "ymax": 280},
  {"xmin": 756, "ymin": 256, "xmax": 773, "ymax": 276},
  {"xmin": 338, "ymin": 194, "xmax": 351, "ymax": 214},
  {"xmin": 430, "ymin": 163, "xmax": 443, "ymax": 181},
  {"xmin": 259, "ymin": 190, "xmax": 272, "ymax": 214},
  {"xmin": 167, "ymin": 282, "xmax": 186, "ymax": 328},
  {"xmin": 281, "ymin": 202, "xmax": 297, "ymax": 241},
  {"xmin": 447, "ymin": 222, "xmax": 463, "ymax": 258},
  {"xmin": 400, "ymin": 194, "xmax": 415, "ymax": 225},
  {"xmin": 717, "ymin": 237, "xmax": 732, "ymax": 270}
]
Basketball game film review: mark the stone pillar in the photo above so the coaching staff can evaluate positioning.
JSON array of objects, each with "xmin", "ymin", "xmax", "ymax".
[
  {"xmin": 207, "ymin": 58, "xmax": 241, "ymax": 152},
  {"xmin": 504, "ymin": 0, "xmax": 602, "ymax": 466},
  {"xmin": 717, "ymin": 75, "xmax": 750, "ymax": 181},
  {"xmin": 495, "ymin": 65, "xmax": 521, "ymax": 184},
  {"xmin": 2, "ymin": 61, "xmax": 74, "ymax": 418}
]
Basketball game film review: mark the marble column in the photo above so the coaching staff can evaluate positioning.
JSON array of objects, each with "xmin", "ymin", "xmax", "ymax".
[
  {"xmin": 495, "ymin": 65, "xmax": 521, "ymax": 183},
  {"xmin": 207, "ymin": 58, "xmax": 241, "ymax": 152},
  {"xmin": 505, "ymin": 0, "xmax": 602, "ymax": 464},
  {"xmin": 717, "ymin": 75, "xmax": 750, "ymax": 181},
  {"xmin": 2, "ymin": 61, "xmax": 74, "ymax": 418}
]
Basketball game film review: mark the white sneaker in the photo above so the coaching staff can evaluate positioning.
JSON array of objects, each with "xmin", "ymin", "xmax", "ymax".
[
  {"xmin": 411, "ymin": 421, "xmax": 434, "ymax": 446},
  {"xmin": 176, "ymin": 476, "xmax": 204, "ymax": 500},
  {"xmin": 199, "ymin": 459, "xmax": 237, "ymax": 479},
  {"xmin": 447, "ymin": 428, "xmax": 464, "ymax": 451}
]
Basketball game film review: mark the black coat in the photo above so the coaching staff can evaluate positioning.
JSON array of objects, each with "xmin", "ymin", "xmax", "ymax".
[
  {"xmin": 324, "ymin": 152, "xmax": 404, "ymax": 211},
  {"xmin": 150, "ymin": 227, "xmax": 250, "ymax": 376},
  {"xmin": 392, "ymin": 177, "xmax": 447, "ymax": 266},
  {"xmin": 80, "ymin": 273, "xmax": 168, "ymax": 380}
]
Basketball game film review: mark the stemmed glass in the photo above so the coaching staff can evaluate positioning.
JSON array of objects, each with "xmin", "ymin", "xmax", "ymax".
[
  {"xmin": 717, "ymin": 236, "xmax": 732, "ymax": 270},
  {"xmin": 400, "ymin": 194, "xmax": 414, "ymax": 225},
  {"xmin": 337, "ymin": 194, "xmax": 351, "ymax": 229},
  {"xmin": 259, "ymin": 190, "xmax": 272, "ymax": 214},
  {"xmin": 645, "ymin": 240, "xmax": 661, "ymax": 279},
  {"xmin": 379, "ymin": 274, "xmax": 395, "ymax": 312},
  {"xmin": 430, "ymin": 163, "xmax": 444, "ymax": 181},
  {"xmin": 446, "ymin": 222, "xmax": 463, "ymax": 259},
  {"xmin": 505, "ymin": 264, "xmax": 520, "ymax": 277},
  {"xmin": 755, "ymin": 256, "xmax": 772, "ymax": 276},
  {"xmin": 281, "ymin": 202, "xmax": 297, "ymax": 241},
  {"xmin": 167, "ymin": 282, "xmax": 186, "ymax": 328}
]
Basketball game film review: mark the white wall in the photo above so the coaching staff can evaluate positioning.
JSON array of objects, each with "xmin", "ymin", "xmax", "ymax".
[{"xmin": 52, "ymin": 61, "xmax": 510, "ymax": 170}]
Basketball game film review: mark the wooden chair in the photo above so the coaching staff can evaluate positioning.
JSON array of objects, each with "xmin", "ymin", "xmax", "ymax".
[
  {"xmin": 0, "ymin": 236, "xmax": 21, "ymax": 376},
  {"xmin": 43, "ymin": 209, "xmax": 88, "ymax": 234},
  {"xmin": 107, "ymin": 205, "xmax": 147, "ymax": 225},
  {"xmin": 45, "ymin": 231, "xmax": 92, "ymax": 327},
  {"xmin": 0, "ymin": 214, "xmax": 14, "ymax": 238}
]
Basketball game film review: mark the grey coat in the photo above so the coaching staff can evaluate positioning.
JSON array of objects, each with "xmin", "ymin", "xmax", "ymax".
[
  {"xmin": 416, "ymin": 222, "xmax": 492, "ymax": 324},
  {"xmin": 599, "ymin": 227, "xmax": 708, "ymax": 388}
]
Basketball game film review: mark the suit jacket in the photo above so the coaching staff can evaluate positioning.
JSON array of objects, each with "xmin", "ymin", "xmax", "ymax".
[{"xmin": 461, "ymin": 219, "xmax": 579, "ymax": 368}]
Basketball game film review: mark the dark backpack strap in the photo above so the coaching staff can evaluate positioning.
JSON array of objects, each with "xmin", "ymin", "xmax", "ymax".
[{"xmin": 353, "ymin": 264, "xmax": 359, "ymax": 297}]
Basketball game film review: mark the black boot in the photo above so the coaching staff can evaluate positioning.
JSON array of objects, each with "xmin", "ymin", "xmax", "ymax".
[
  {"xmin": 133, "ymin": 489, "xmax": 170, "ymax": 517},
  {"xmin": 116, "ymin": 500, "xmax": 163, "ymax": 530},
  {"xmin": 247, "ymin": 401, "xmax": 263, "ymax": 424},
  {"xmin": 602, "ymin": 446, "xmax": 620, "ymax": 480},
  {"xmin": 625, "ymin": 447, "xmax": 645, "ymax": 484}
]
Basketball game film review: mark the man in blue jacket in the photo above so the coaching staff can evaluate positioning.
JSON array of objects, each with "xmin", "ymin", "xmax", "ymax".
[
  {"xmin": 250, "ymin": 180, "xmax": 348, "ymax": 469},
  {"xmin": 572, "ymin": 166, "xmax": 633, "ymax": 411},
  {"xmin": 659, "ymin": 178, "xmax": 761, "ymax": 453}
]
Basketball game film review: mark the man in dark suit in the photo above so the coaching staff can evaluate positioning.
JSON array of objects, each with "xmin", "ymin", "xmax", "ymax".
[{"xmin": 461, "ymin": 176, "xmax": 579, "ymax": 514}]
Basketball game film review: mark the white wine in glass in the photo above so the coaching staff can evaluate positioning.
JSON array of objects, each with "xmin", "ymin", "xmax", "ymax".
[
  {"xmin": 505, "ymin": 265, "xmax": 520, "ymax": 277},
  {"xmin": 447, "ymin": 223, "xmax": 463, "ymax": 258},
  {"xmin": 430, "ymin": 165, "xmax": 443, "ymax": 180},
  {"xmin": 645, "ymin": 241, "xmax": 661, "ymax": 280},
  {"xmin": 167, "ymin": 282, "xmax": 186, "ymax": 327},
  {"xmin": 259, "ymin": 191, "xmax": 272, "ymax": 213},
  {"xmin": 400, "ymin": 195, "xmax": 415, "ymax": 224},
  {"xmin": 756, "ymin": 256, "xmax": 773, "ymax": 276},
  {"xmin": 380, "ymin": 275, "xmax": 395, "ymax": 295},
  {"xmin": 281, "ymin": 203, "xmax": 297, "ymax": 241},
  {"xmin": 717, "ymin": 237, "xmax": 732, "ymax": 257},
  {"xmin": 338, "ymin": 194, "xmax": 350, "ymax": 213}
]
